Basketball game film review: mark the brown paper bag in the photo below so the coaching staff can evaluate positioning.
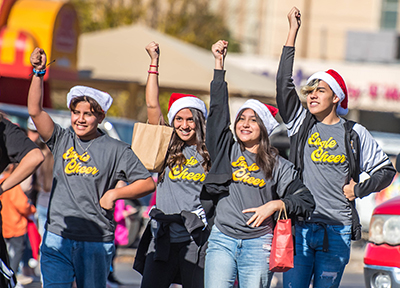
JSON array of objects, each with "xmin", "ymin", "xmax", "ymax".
[{"xmin": 131, "ymin": 122, "xmax": 173, "ymax": 173}]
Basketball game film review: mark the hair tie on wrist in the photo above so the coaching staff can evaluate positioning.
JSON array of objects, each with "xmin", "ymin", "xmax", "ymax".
[
  {"xmin": 149, "ymin": 65, "xmax": 159, "ymax": 68},
  {"xmin": 32, "ymin": 68, "xmax": 46, "ymax": 77},
  {"xmin": 148, "ymin": 70, "xmax": 159, "ymax": 75}
]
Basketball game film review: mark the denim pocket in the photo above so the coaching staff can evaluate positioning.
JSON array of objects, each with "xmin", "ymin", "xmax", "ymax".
[{"xmin": 328, "ymin": 225, "xmax": 352, "ymax": 236}]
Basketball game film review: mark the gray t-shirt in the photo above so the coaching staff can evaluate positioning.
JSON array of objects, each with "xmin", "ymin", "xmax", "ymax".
[
  {"xmin": 303, "ymin": 118, "xmax": 352, "ymax": 225},
  {"xmin": 46, "ymin": 124, "xmax": 151, "ymax": 242},
  {"xmin": 156, "ymin": 145, "xmax": 205, "ymax": 242},
  {"xmin": 215, "ymin": 142, "xmax": 298, "ymax": 240}
]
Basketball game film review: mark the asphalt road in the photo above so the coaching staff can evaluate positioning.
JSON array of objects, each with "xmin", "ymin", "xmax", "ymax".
[{"xmin": 22, "ymin": 243, "xmax": 366, "ymax": 288}]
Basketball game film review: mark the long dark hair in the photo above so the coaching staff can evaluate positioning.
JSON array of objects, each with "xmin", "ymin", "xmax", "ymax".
[
  {"xmin": 159, "ymin": 108, "xmax": 210, "ymax": 182},
  {"xmin": 234, "ymin": 109, "xmax": 278, "ymax": 179}
]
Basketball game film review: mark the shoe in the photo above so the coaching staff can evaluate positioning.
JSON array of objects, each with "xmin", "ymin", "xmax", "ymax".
[
  {"xmin": 16, "ymin": 274, "xmax": 33, "ymax": 285},
  {"xmin": 107, "ymin": 272, "xmax": 123, "ymax": 287},
  {"xmin": 106, "ymin": 280, "xmax": 119, "ymax": 288}
]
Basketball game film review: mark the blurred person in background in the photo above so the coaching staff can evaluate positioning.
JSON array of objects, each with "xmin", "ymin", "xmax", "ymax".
[
  {"xmin": 0, "ymin": 114, "xmax": 44, "ymax": 288},
  {"xmin": 18, "ymin": 118, "xmax": 54, "ymax": 281},
  {"xmin": 1, "ymin": 163, "xmax": 37, "ymax": 285},
  {"xmin": 107, "ymin": 180, "xmax": 136, "ymax": 288}
]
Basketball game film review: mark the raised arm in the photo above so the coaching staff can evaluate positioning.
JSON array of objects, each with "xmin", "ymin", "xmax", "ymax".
[
  {"xmin": 207, "ymin": 40, "xmax": 231, "ymax": 161},
  {"xmin": 276, "ymin": 7, "xmax": 305, "ymax": 125},
  {"xmin": 28, "ymin": 48, "xmax": 55, "ymax": 142},
  {"xmin": 204, "ymin": 40, "xmax": 234, "ymax": 185},
  {"xmin": 145, "ymin": 42, "xmax": 163, "ymax": 125}
]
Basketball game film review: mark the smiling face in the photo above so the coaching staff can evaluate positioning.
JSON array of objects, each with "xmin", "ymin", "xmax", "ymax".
[
  {"xmin": 173, "ymin": 108, "xmax": 196, "ymax": 145},
  {"xmin": 70, "ymin": 101, "xmax": 104, "ymax": 140},
  {"xmin": 307, "ymin": 80, "xmax": 340, "ymax": 121},
  {"xmin": 235, "ymin": 108, "xmax": 261, "ymax": 151}
]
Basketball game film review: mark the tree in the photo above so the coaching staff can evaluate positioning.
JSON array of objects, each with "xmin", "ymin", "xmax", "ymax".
[
  {"xmin": 71, "ymin": 0, "xmax": 143, "ymax": 32},
  {"xmin": 72, "ymin": 0, "xmax": 240, "ymax": 51},
  {"xmin": 144, "ymin": 0, "xmax": 240, "ymax": 51}
]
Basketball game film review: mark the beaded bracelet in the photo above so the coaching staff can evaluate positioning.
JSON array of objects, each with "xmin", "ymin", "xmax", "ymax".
[
  {"xmin": 32, "ymin": 68, "xmax": 46, "ymax": 77},
  {"xmin": 149, "ymin": 65, "xmax": 159, "ymax": 68},
  {"xmin": 148, "ymin": 70, "xmax": 159, "ymax": 75}
]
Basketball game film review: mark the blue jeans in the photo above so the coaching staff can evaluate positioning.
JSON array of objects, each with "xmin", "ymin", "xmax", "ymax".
[
  {"xmin": 40, "ymin": 230, "xmax": 114, "ymax": 288},
  {"xmin": 36, "ymin": 204, "xmax": 48, "ymax": 237},
  {"xmin": 283, "ymin": 222, "xmax": 351, "ymax": 288},
  {"xmin": 205, "ymin": 226, "xmax": 273, "ymax": 288}
]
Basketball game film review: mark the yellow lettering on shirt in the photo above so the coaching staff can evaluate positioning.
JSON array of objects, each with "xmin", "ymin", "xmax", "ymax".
[
  {"xmin": 231, "ymin": 156, "xmax": 266, "ymax": 188},
  {"xmin": 62, "ymin": 147, "xmax": 99, "ymax": 176},
  {"xmin": 168, "ymin": 156, "xmax": 205, "ymax": 183},
  {"xmin": 308, "ymin": 132, "xmax": 346, "ymax": 164},
  {"xmin": 185, "ymin": 156, "xmax": 199, "ymax": 167}
]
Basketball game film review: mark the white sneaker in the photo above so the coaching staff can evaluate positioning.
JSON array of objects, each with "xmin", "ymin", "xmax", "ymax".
[
  {"xmin": 16, "ymin": 274, "xmax": 33, "ymax": 285},
  {"xmin": 106, "ymin": 280, "xmax": 119, "ymax": 288}
]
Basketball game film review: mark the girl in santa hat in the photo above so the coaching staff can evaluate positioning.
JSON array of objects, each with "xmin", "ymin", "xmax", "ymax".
[
  {"xmin": 135, "ymin": 41, "xmax": 211, "ymax": 288},
  {"xmin": 277, "ymin": 7, "xmax": 395, "ymax": 288},
  {"xmin": 201, "ymin": 40, "xmax": 314, "ymax": 288}
]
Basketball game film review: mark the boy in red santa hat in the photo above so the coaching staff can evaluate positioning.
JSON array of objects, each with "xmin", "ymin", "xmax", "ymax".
[{"xmin": 277, "ymin": 7, "xmax": 396, "ymax": 288}]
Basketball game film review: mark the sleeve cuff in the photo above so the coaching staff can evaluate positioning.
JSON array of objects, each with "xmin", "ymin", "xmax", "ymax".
[
  {"xmin": 353, "ymin": 184, "xmax": 360, "ymax": 198},
  {"xmin": 283, "ymin": 45, "xmax": 295, "ymax": 50},
  {"xmin": 213, "ymin": 69, "xmax": 226, "ymax": 81}
]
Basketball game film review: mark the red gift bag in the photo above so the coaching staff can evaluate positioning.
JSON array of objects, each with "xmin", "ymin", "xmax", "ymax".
[
  {"xmin": 27, "ymin": 219, "xmax": 41, "ymax": 260},
  {"xmin": 269, "ymin": 203, "xmax": 294, "ymax": 272}
]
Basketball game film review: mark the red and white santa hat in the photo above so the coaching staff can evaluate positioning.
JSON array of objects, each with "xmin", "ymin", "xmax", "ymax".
[
  {"xmin": 307, "ymin": 69, "xmax": 348, "ymax": 115},
  {"xmin": 167, "ymin": 93, "xmax": 208, "ymax": 124},
  {"xmin": 235, "ymin": 99, "xmax": 279, "ymax": 135}
]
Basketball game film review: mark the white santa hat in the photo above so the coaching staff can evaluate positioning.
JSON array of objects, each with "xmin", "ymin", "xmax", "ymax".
[
  {"xmin": 167, "ymin": 93, "xmax": 207, "ymax": 124},
  {"xmin": 307, "ymin": 69, "xmax": 348, "ymax": 116},
  {"xmin": 67, "ymin": 86, "xmax": 113, "ymax": 113},
  {"xmin": 235, "ymin": 99, "xmax": 279, "ymax": 135}
]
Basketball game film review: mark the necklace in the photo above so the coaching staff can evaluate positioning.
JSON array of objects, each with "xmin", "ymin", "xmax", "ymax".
[{"xmin": 75, "ymin": 135, "xmax": 97, "ymax": 153}]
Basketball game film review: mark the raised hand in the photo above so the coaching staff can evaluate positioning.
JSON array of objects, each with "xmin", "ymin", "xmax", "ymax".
[
  {"xmin": 145, "ymin": 41, "xmax": 162, "ymax": 124},
  {"xmin": 211, "ymin": 40, "xmax": 228, "ymax": 70},
  {"xmin": 288, "ymin": 6, "xmax": 301, "ymax": 31},
  {"xmin": 285, "ymin": 7, "xmax": 301, "ymax": 47},
  {"xmin": 30, "ymin": 48, "xmax": 47, "ymax": 70},
  {"xmin": 145, "ymin": 41, "xmax": 160, "ymax": 61}
]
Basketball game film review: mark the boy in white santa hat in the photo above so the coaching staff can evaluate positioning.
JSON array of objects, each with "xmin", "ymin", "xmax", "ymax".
[{"xmin": 28, "ymin": 48, "xmax": 155, "ymax": 288}]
